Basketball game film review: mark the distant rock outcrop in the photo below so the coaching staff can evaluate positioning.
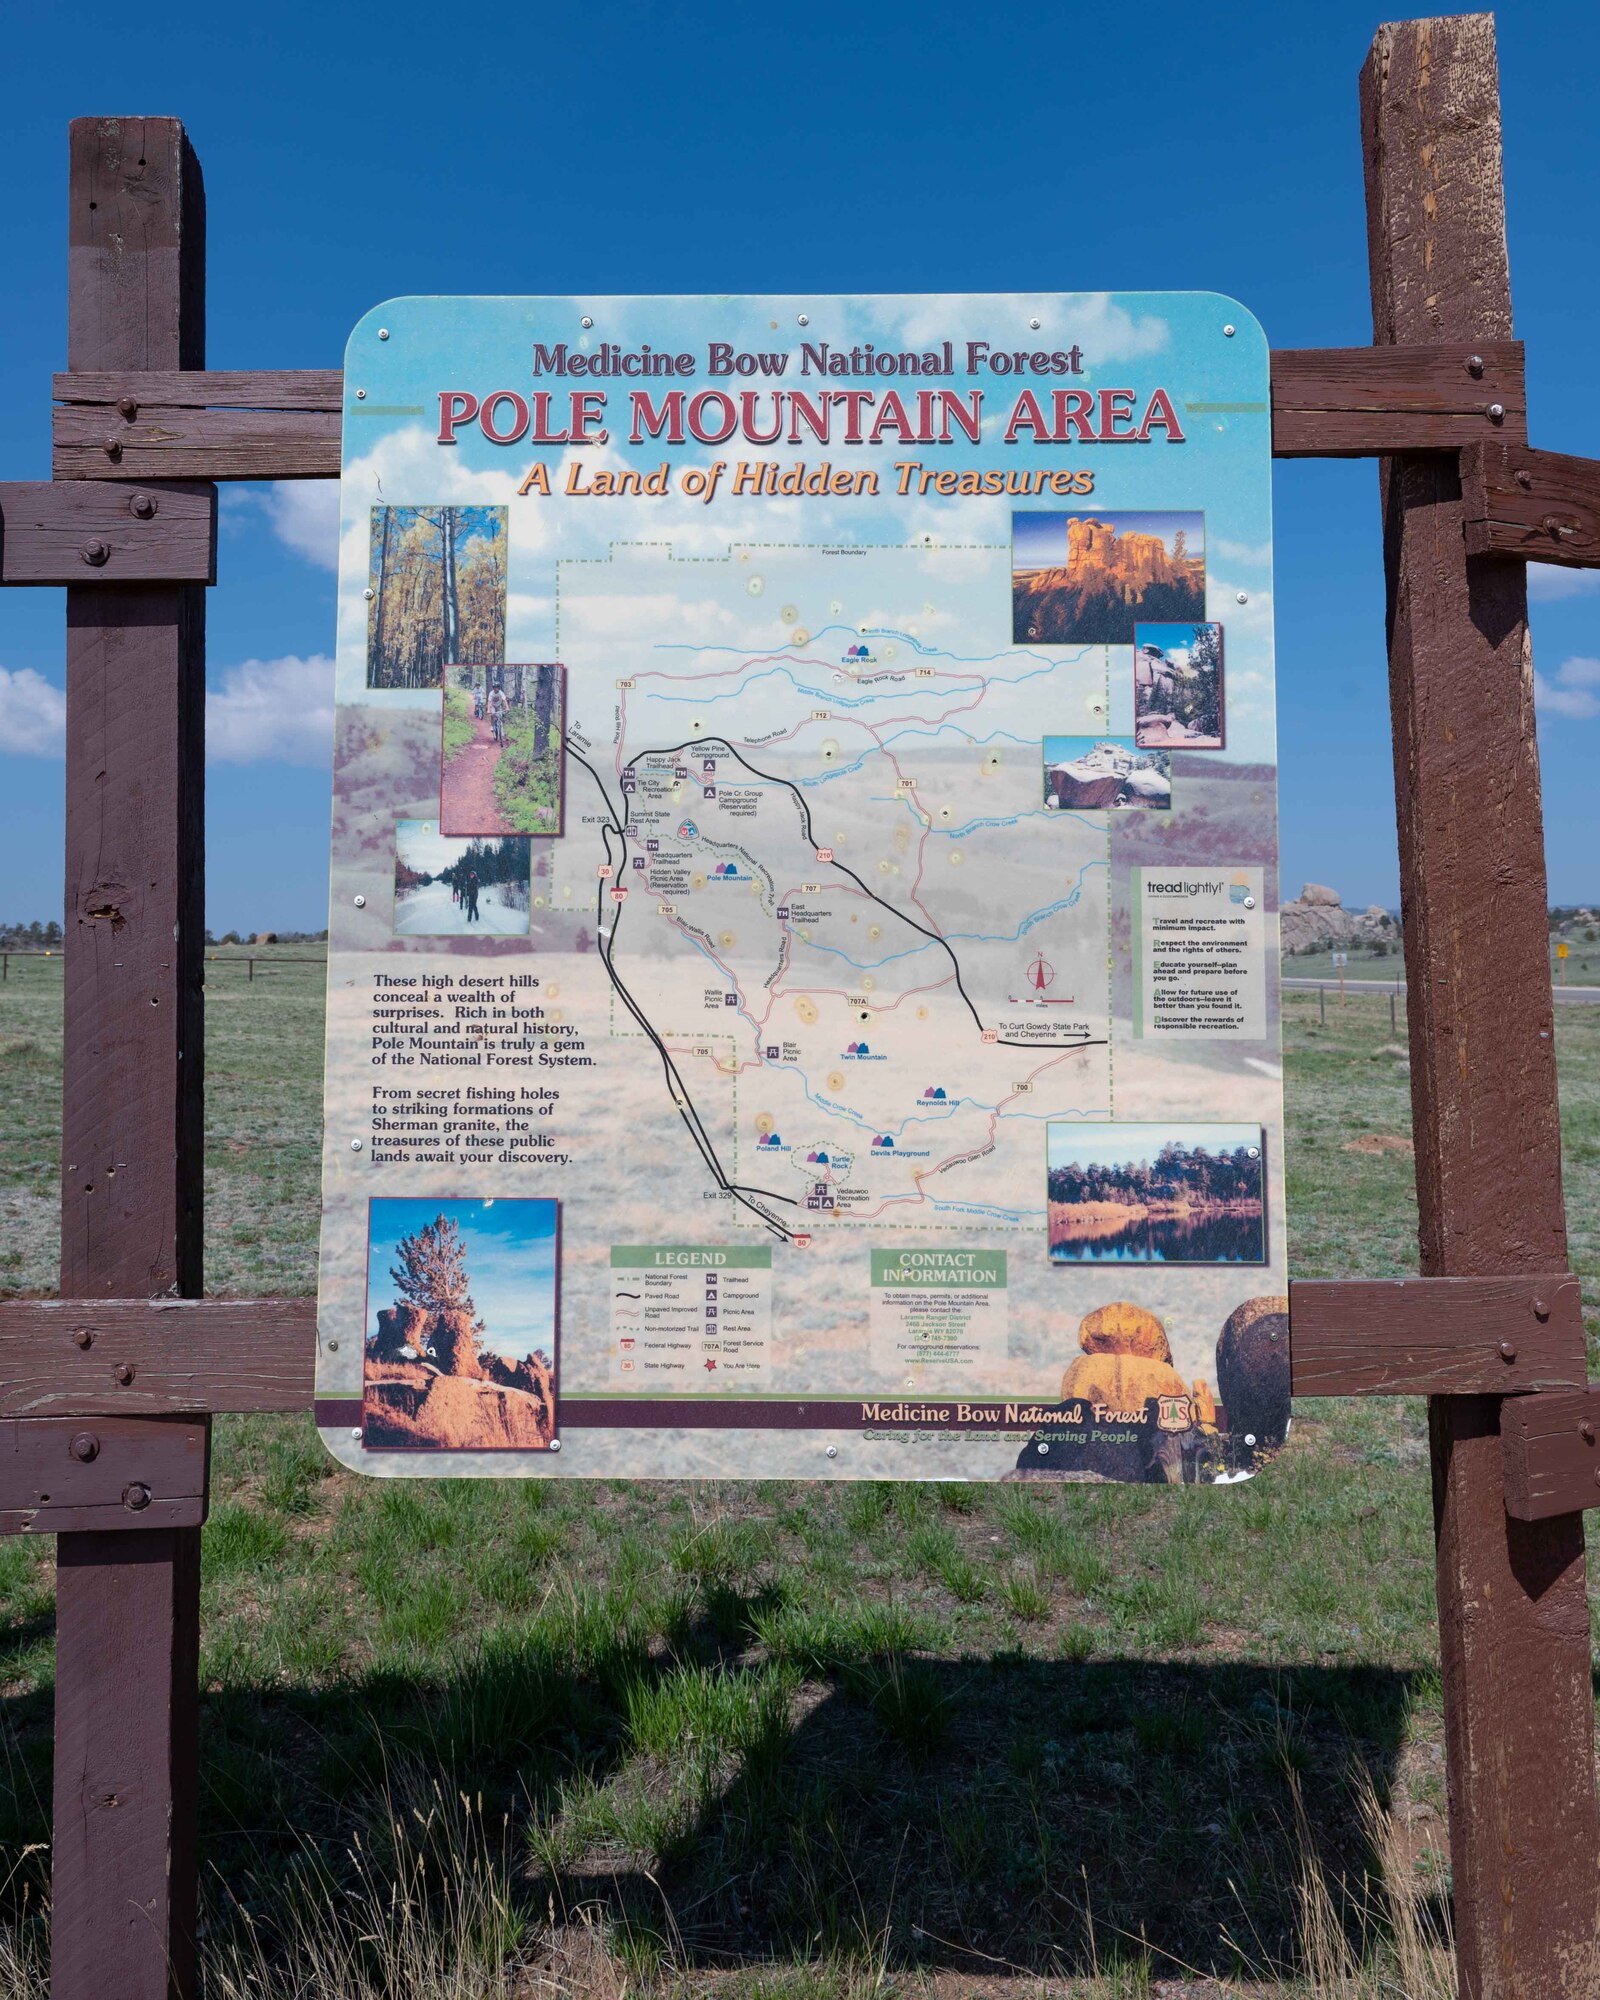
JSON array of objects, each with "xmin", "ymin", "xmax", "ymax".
[{"xmin": 1279, "ymin": 883, "xmax": 1398, "ymax": 956}]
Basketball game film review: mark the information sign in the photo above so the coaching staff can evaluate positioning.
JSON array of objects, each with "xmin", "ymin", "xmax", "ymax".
[{"xmin": 314, "ymin": 294, "xmax": 1289, "ymax": 1483}]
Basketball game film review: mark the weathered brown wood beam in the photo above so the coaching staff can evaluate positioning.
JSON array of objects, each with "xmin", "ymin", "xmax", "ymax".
[
  {"xmin": 0, "ymin": 1297, "xmax": 315, "ymax": 1416},
  {"xmin": 0, "ymin": 1416, "xmax": 209, "ymax": 1535},
  {"xmin": 46, "ymin": 346, "xmax": 1527, "ymax": 481},
  {"xmin": 53, "ymin": 368, "xmax": 343, "ymax": 410},
  {"xmin": 0, "ymin": 479, "xmax": 215, "ymax": 584},
  {"xmin": 1362, "ymin": 17, "xmax": 1600, "ymax": 1995},
  {"xmin": 0, "ymin": 1278, "xmax": 1583, "ymax": 1417},
  {"xmin": 1269, "ymin": 340, "xmax": 1525, "ymax": 456},
  {"xmin": 1501, "ymin": 1387, "xmax": 1600, "ymax": 1520},
  {"xmin": 1288, "ymin": 1274, "xmax": 1584, "ymax": 1395},
  {"xmin": 54, "ymin": 112, "xmax": 209, "ymax": 2000},
  {"xmin": 1461, "ymin": 440, "xmax": 1600, "ymax": 567},
  {"xmin": 54, "ymin": 402, "xmax": 341, "ymax": 482}
]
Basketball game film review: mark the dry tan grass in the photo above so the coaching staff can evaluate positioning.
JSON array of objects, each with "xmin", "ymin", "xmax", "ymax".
[
  {"xmin": 1219, "ymin": 1770, "xmax": 1454, "ymax": 2000},
  {"xmin": 0, "ymin": 1767, "xmax": 1456, "ymax": 2000}
]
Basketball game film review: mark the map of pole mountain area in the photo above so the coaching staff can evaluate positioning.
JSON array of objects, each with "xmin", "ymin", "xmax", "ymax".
[
  {"xmin": 577, "ymin": 546, "xmax": 1114, "ymax": 1234},
  {"xmin": 315, "ymin": 293, "xmax": 1289, "ymax": 1487}
]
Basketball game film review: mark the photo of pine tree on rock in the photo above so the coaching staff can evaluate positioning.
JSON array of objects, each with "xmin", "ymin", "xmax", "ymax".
[{"xmin": 362, "ymin": 1199, "xmax": 558, "ymax": 1450}]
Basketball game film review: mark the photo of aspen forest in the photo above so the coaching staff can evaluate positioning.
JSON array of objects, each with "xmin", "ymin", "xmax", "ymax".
[
  {"xmin": 1047, "ymin": 1123, "xmax": 1267, "ymax": 1265},
  {"xmin": 1012, "ymin": 511, "xmax": 1205, "ymax": 645},
  {"xmin": 441, "ymin": 663, "xmax": 565, "ymax": 838},
  {"xmin": 392, "ymin": 820, "xmax": 532, "ymax": 937},
  {"xmin": 363, "ymin": 1199, "xmax": 558, "ymax": 1451},
  {"xmin": 1134, "ymin": 621, "xmax": 1225, "ymax": 749},
  {"xmin": 366, "ymin": 505, "xmax": 508, "ymax": 689}
]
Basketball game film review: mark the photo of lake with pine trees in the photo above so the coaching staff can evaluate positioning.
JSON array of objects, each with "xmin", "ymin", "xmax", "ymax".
[{"xmin": 1046, "ymin": 1122, "xmax": 1267, "ymax": 1265}]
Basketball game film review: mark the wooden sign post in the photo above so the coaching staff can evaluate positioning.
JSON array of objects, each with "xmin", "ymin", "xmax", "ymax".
[
  {"xmin": 54, "ymin": 117, "xmax": 208, "ymax": 2000},
  {"xmin": 2, "ymin": 16, "xmax": 1600, "ymax": 1999},
  {"xmin": 1363, "ymin": 19, "xmax": 1600, "ymax": 1987}
]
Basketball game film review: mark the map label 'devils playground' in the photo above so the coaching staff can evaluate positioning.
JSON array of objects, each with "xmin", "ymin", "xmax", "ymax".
[{"xmin": 314, "ymin": 295, "xmax": 1288, "ymax": 1485}]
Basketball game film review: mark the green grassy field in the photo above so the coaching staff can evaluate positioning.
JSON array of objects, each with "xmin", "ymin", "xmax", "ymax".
[
  {"xmin": 8, "ymin": 948, "xmax": 1598, "ymax": 1993},
  {"xmin": 1287, "ymin": 942, "xmax": 1600, "ymax": 988},
  {"xmin": 1554, "ymin": 941, "xmax": 1600, "ymax": 985},
  {"xmin": 1281, "ymin": 950, "xmax": 1404, "ymax": 987}
]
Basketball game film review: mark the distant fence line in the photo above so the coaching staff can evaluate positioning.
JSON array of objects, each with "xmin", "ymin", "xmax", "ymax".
[{"xmin": 2, "ymin": 950, "xmax": 327, "ymax": 981}]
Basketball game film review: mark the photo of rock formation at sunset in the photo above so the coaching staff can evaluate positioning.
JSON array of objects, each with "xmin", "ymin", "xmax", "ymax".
[
  {"xmin": 1012, "ymin": 511, "xmax": 1205, "ymax": 645},
  {"xmin": 361, "ymin": 1199, "xmax": 558, "ymax": 1450}
]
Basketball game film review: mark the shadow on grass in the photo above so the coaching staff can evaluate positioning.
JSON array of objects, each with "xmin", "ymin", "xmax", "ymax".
[{"xmin": 0, "ymin": 1602, "xmax": 1428, "ymax": 1985}]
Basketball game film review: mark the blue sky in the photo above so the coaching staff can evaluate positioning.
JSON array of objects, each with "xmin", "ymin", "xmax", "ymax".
[
  {"xmin": 4, "ymin": 0, "xmax": 1600, "ymax": 925},
  {"xmin": 366, "ymin": 1197, "xmax": 557, "ymax": 1360},
  {"xmin": 1047, "ymin": 1124, "xmax": 1263, "ymax": 1173}
]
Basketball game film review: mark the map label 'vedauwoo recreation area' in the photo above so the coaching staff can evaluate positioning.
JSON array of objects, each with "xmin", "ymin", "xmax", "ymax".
[{"xmin": 314, "ymin": 295, "xmax": 1289, "ymax": 1483}]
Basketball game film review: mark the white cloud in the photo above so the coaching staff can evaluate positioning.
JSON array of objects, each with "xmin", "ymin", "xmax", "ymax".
[
  {"xmin": 264, "ymin": 483, "xmax": 342, "ymax": 570},
  {"xmin": 1213, "ymin": 537, "xmax": 1271, "ymax": 567},
  {"xmin": 1210, "ymin": 579, "xmax": 1273, "ymax": 636},
  {"xmin": 0, "ymin": 667, "xmax": 66, "ymax": 756},
  {"xmin": 1534, "ymin": 656, "xmax": 1600, "ymax": 720},
  {"xmin": 208, "ymin": 654, "xmax": 335, "ymax": 764},
  {"xmin": 220, "ymin": 483, "xmax": 342, "ymax": 571},
  {"xmin": 1528, "ymin": 566, "xmax": 1600, "ymax": 603},
  {"xmin": 893, "ymin": 293, "xmax": 1170, "ymax": 362}
]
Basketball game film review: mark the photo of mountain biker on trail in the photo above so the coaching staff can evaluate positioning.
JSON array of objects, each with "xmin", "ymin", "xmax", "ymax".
[{"xmin": 439, "ymin": 662, "xmax": 566, "ymax": 838}]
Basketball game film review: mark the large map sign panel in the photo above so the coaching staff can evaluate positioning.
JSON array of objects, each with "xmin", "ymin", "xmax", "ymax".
[{"xmin": 315, "ymin": 295, "xmax": 1289, "ymax": 1485}]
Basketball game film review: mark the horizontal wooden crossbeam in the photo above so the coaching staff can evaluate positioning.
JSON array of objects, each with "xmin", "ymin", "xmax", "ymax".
[
  {"xmin": 52, "ymin": 370, "xmax": 341, "ymax": 482},
  {"xmin": 1287, "ymin": 1274, "xmax": 1584, "ymax": 1396},
  {"xmin": 0, "ymin": 479, "xmax": 215, "ymax": 583},
  {"xmin": 53, "ymin": 369, "xmax": 344, "ymax": 411},
  {"xmin": 42, "ymin": 346, "xmax": 1528, "ymax": 485},
  {"xmin": 1461, "ymin": 441, "xmax": 1600, "ymax": 567},
  {"xmin": 0, "ymin": 1278, "xmax": 1583, "ymax": 1419},
  {"xmin": 0, "ymin": 1297, "xmax": 314, "ymax": 1417},
  {"xmin": 1268, "ymin": 342, "xmax": 1526, "ymax": 456},
  {"xmin": 0, "ymin": 1416, "xmax": 209, "ymax": 1535},
  {"xmin": 1501, "ymin": 1390, "xmax": 1600, "ymax": 1520}
]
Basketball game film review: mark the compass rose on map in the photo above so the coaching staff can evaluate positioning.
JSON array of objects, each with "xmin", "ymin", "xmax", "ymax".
[{"xmin": 1008, "ymin": 950, "xmax": 1074, "ymax": 1008}]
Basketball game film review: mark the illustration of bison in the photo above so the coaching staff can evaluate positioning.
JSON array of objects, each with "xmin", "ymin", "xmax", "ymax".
[{"xmin": 1216, "ymin": 1295, "xmax": 1290, "ymax": 1473}]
